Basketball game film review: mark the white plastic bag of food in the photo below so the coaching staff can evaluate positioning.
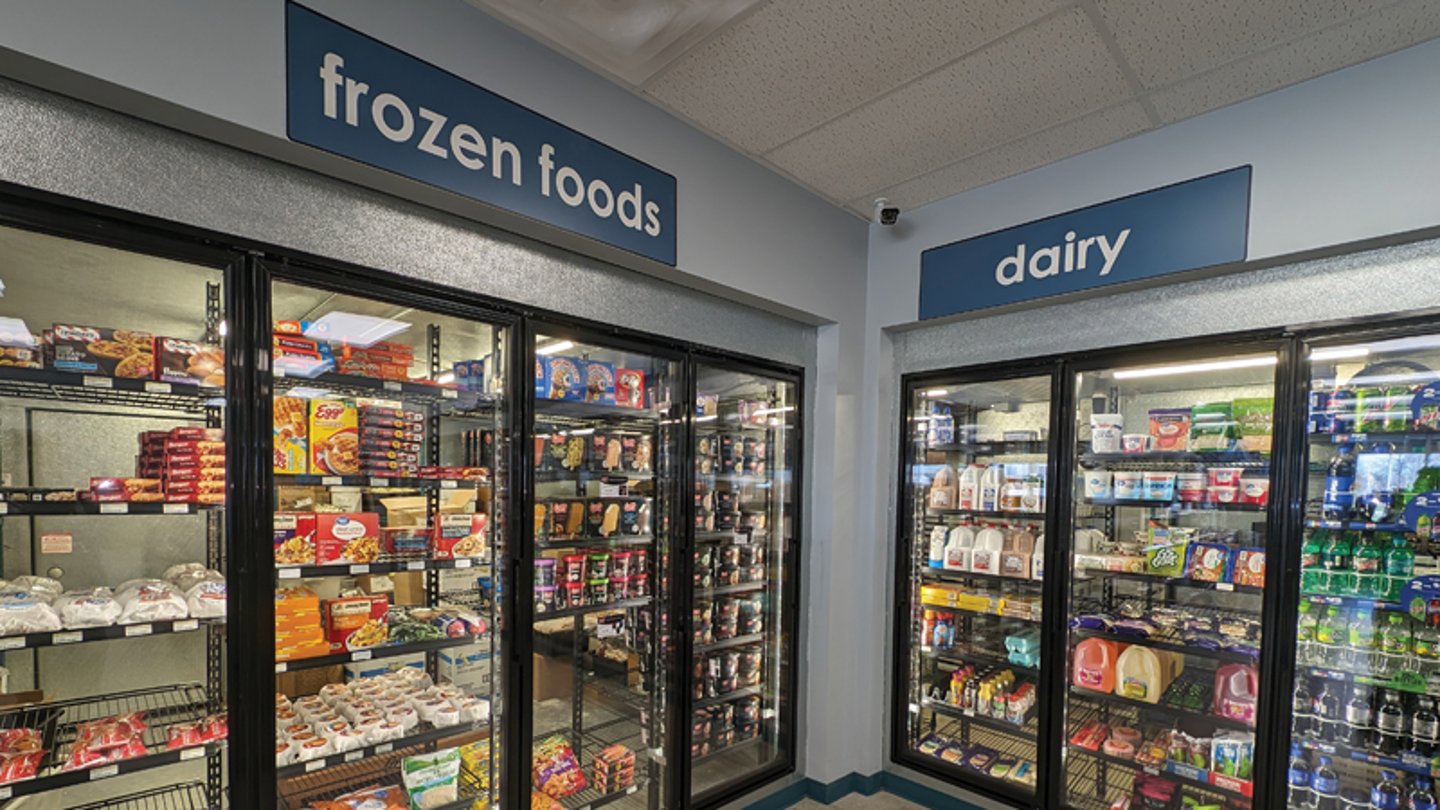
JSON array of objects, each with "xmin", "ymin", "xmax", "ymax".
[
  {"xmin": 10, "ymin": 576, "xmax": 62, "ymax": 601},
  {"xmin": 402, "ymin": 746, "xmax": 461, "ymax": 809},
  {"xmin": 116, "ymin": 582, "xmax": 188, "ymax": 624},
  {"xmin": 54, "ymin": 588, "xmax": 121, "ymax": 629},
  {"xmin": 164, "ymin": 563, "xmax": 222, "ymax": 594},
  {"xmin": 0, "ymin": 591, "xmax": 62, "ymax": 635},
  {"xmin": 185, "ymin": 579, "xmax": 226, "ymax": 619}
]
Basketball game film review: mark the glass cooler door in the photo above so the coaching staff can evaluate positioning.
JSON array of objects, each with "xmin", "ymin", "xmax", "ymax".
[
  {"xmin": 529, "ymin": 335, "xmax": 677, "ymax": 810},
  {"xmin": 900, "ymin": 373, "xmax": 1052, "ymax": 800},
  {"xmin": 1287, "ymin": 334, "xmax": 1440, "ymax": 810},
  {"xmin": 1063, "ymin": 350, "xmax": 1278, "ymax": 810},
  {"xmin": 687, "ymin": 363, "xmax": 797, "ymax": 803},
  {"xmin": 270, "ymin": 281, "xmax": 508, "ymax": 810}
]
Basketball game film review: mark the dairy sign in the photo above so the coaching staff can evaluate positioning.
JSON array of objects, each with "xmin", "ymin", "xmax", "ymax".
[
  {"xmin": 918, "ymin": 167, "xmax": 1251, "ymax": 320},
  {"xmin": 286, "ymin": 3, "xmax": 677, "ymax": 265}
]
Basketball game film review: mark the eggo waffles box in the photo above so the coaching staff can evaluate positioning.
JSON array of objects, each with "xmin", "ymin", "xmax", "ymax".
[
  {"xmin": 314, "ymin": 513, "xmax": 381, "ymax": 565},
  {"xmin": 309, "ymin": 399, "xmax": 359, "ymax": 475},
  {"xmin": 273, "ymin": 396, "xmax": 308, "ymax": 474},
  {"xmin": 274, "ymin": 513, "xmax": 318, "ymax": 566},
  {"xmin": 50, "ymin": 324, "xmax": 155, "ymax": 378},
  {"xmin": 433, "ymin": 513, "xmax": 488, "ymax": 560}
]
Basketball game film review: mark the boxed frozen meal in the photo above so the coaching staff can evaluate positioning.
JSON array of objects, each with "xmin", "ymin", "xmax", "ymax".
[
  {"xmin": 50, "ymin": 324, "xmax": 154, "ymax": 378},
  {"xmin": 314, "ymin": 513, "xmax": 381, "ymax": 565},
  {"xmin": 453, "ymin": 359, "xmax": 485, "ymax": 392},
  {"xmin": 154, "ymin": 337, "xmax": 224, "ymax": 387},
  {"xmin": 272, "ymin": 332, "xmax": 334, "ymax": 377},
  {"xmin": 432, "ymin": 513, "xmax": 488, "ymax": 560},
  {"xmin": 273, "ymin": 395, "xmax": 308, "ymax": 474},
  {"xmin": 274, "ymin": 513, "xmax": 318, "ymax": 566},
  {"xmin": 89, "ymin": 477, "xmax": 162, "ymax": 502},
  {"xmin": 322, "ymin": 595, "xmax": 389, "ymax": 652},
  {"xmin": 309, "ymin": 399, "xmax": 359, "ymax": 475},
  {"xmin": 583, "ymin": 360, "xmax": 616, "ymax": 405}
]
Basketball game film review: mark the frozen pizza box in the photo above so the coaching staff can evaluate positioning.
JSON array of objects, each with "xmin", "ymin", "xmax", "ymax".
[{"xmin": 49, "ymin": 324, "xmax": 154, "ymax": 378}]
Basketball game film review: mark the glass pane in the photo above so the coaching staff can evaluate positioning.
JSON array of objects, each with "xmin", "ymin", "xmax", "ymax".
[
  {"xmin": 271, "ymin": 281, "xmax": 507, "ymax": 810},
  {"xmin": 1064, "ymin": 351, "xmax": 1276, "ymax": 810},
  {"xmin": 903, "ymin": 375, "xmax": 1051, "ymax": 798},
  {"xmin": 1288, "ymin": 336, "xmax": 1440, "ymax": 810},
  {"xmin": 529, "ymin": 335, "xmax": 677, "ymax": 809},
  {"xmin": 689, "ymin": 365, "xmax": 797, "ymax": 801},
  {"xmin": 0, "ymin": 225, "xmax": 228, "ymax": 805}
]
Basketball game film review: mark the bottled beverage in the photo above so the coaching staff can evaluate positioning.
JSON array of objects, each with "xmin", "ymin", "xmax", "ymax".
[
  {"xmin": 1021, "ymin": 474, "xmax": 1043, "ymax": 513},
  {"xmin": 1379, "ymin": 614, "xmax": 1410, "ymax": 677},
  {"xmin": 1303, "ymin": 532, "xmax": 1328, "ymax": 594},
  {"xmin": 1376, "ymin": 689, "xmax": 1407, "ymax": 755},
  {"xmin": 1329, "ymin": 388, "xmax": 1358, "ymax": 435},
  {"xmin": 1356, "ymin": 535, "xmax": 1385, "ymax": 598},
  {"xmin": 1316, "ymin": 681, "xmax": 1343, "ymax": 742},
  {"xmin": 1386, "ymin": 386, "xmax": 1416, "ymax": 432},
  {"xmin": 1310, "ymin": 389, "xmax": 1333, "ymax": 435},
  {"xmin": 1318, "ymin": 607, "xmax": 1346, "ymax": 667},
  {"xmin": 1417, "ymin": 615, "xmax": 1440, "ymax": 664},
  {"xmin": 1385, "ymin": 536, "xmax": 1416, "ymax": 601},
  {"xmin": 1298, "ymin": 601, "xmax": 1320, "ymax": 664},
  {"xmin": 979, "ymin": 464, "xmax": 1004, "ymax": 511},
  {"xmin": 1414, "ymin": 696, "xmax": 1440, "ymax": 758},
  {"xmin": 1000, "ymin": 474, "xmax": 1025, "ymax": 512},
  {"xmin": 957, "ymin": 464, "xmax": 980, "ymax": 510},
  {"xmin": 928, "ymin": 526, "xmax": 947, "ymax": 569},
  {"xmin": 1324, "ymin": 533, "xmax": 1356, "ymax": 595},
  {"xmin": 1349, "ymin": 610, "xmax": 1378, "ymax": 672},
  {"xmin": 1312, "ymin": 756, "xmax": 1340, "ymax": 810},
  {"xmin": 1357, "ymin": 387, "xmax": 1387, "ymax": 434},
  {"xmin": 1371, "ymin": 769, "xmax": 1404, "ymax": 810},
  {"xmin": 1294, "ymin": 679, "xmax": 1317, "ymax": 738},
  {"xmin": 1345, "ymin": 685, "xmax": 1374, "ymax": 748},
  {"xmin": 1411, "ymin": 778, "xmax": 1437, "ymax": 810},
  {"xmin": 1324, "ymin": 445, "xmax": 1358, "ymax": 519},
  {"xmin": 1288, "ymin": 745, "xmax": 1312, "ymax": 808}
]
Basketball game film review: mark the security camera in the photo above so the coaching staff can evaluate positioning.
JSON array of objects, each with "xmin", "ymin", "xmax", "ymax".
[{"xmin": 873, "ymin": 198, "xmax": 899, "ymax": 226}]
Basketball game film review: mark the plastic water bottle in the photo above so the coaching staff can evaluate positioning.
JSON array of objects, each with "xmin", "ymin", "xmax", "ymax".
[
  {"xmin": 1370, "ymin": 769, "xmax": 1403, "ymax": 810},
  {"xmin": 1288, "ymin": 744, "xmax": 1312, "ymax": 808},
  {"xmin": 1410, "ymin": 778, "xmax": 1437, "ymax": 810}
]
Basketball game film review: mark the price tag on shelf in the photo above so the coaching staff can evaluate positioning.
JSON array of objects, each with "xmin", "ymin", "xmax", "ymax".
[
  {"xmin": 321, "ymin": 477, "xmax": 342, "ymax": 487},
  {"xmin": 163, "ymin": 503, "xmax": 190, "ymax": 514},
  {"xmin": 455, "ymin": 558, "xmax": 473, "ymax": 569},
  {"xmin": 1143, "ymin": 766, "xmax": 1160, "ymax": 776},
  {"xmin": 175, "ymin": 620, "xmax": 199, "ymax": 632},
  {"xmin": 83, "ymin": 376, "xmax": 113, "ymax": 389},
  {"xmin": 370, "ymin": 478, "xmax": 390, "ymax": 487},
  {"xmin": 442, "ymin": 388, "xmax": 457, "ymax": 399},
  {"xmin": 144, "ymin": 381, "xmax": 172, "ymax": 394},
  {"xmin": 908, "ymin": 703, "xmax": 920, "ymax": 714},
  {"xmin": 762, "ymin": 709, "xmax": 776, "ymax": 720},
  {"xmin": 349, "ymin": 565, "xmax": 370, "ymax": 575},
  {"xmin": 53, "ymin": 632, "xmax": 82, "ymax": 645},
  {"xmin": 344, "ymin": 751, "xmax": 363, "ymax": 763},
  {"xmin": 351, "ymin": 650, "xmax": 372, "ymax": 661},
  {"xmin": 441, "ymin": 480, "xmax": 458, "ymax": 489},
  {"xmin": 407, "ymin": 561, "xmax": 425, "ymax": 571},
  {"xmin": 0, "ymin": 637, "xmax": 25, "ymax": 651},
  {"xmin": 180, "ymin": 747, "xmax": 206, "ymax": 761},
  {"xmin": 305, "ymin": 760, "xmax": 325, "ymax": 773},
  {"xmin": 374, "ymin": 743, "xmax": 393, "ymax": 754},
  {"xmin": 1216, "ymin": 582, "xmax": 1234, "ymax": 592},
  {"xmin": 99, "ymin": 503, "xmax": 129, "ymax": 514},
  {"xmin": 962, "ymin": 709, "xmax": 974, "ymax": 718},
  {"xmin": 627, "ymin": 786, "xmax": 638, "ymax": 796},
  {"xmin": 275, "ymin": 663, "xmax": 288, "ymax": 673},
  {"xmin": 0, "ymin": 503, "xmax": 9, "ymax": 516},
  {"xmin": 0, "ymin": 787, "xmax": 12, "ymax": 799},
  {"xmin": 89, "ymin": 764, "xmax": 119, "ymax": 780},
  {"xmin": 125, "ymin": 624, "xmax": 153, "ymax": 637},
  {"xmin": 383, "ymin": 381, "xmax": 402, "ymax": 392},
  {"xmin": 278, "ymin": 568, "xmax": 301, "ymax": 580}
]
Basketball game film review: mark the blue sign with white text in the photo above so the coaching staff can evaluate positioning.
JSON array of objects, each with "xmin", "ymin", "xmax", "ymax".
[
  {"xmin": 286, "ymin": 3, "xmax": 677, "ymax": 265},
  {"xmin": 918, "ymin": 167, "xmax": 1251, "ymax": 319}
]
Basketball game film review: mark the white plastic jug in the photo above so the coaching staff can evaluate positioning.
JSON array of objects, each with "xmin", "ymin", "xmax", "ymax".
[
  {"xmin": 1115, "ymin": 645, "xmax": 1168, "ymax": 703},
  {"xmin": 957, "ymin": 464, "xmax": 981, "ymax": 510},
  {"xmin": 979, "ymin": 464, "xmax": 1004, "ymax": 511},
  {"xmin": 944, "ymin": 524, "xmax": 975, "ymax": 571},
  {"xmin": 970, "ymin": 525, "xmax": 1005, "ymax": 574},
  {"xmin": 928, "ymin": 526, "xmax": 947, "ymax": 569}
]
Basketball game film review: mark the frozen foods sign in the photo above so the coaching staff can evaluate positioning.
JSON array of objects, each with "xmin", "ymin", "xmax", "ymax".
[
  {"xmin": 286, "ymin": 3, "xmax": 677, "ymax": 266},
  {"xmin": 918, "ymin": 167, "xmax": 1251, "ymax": 319}
]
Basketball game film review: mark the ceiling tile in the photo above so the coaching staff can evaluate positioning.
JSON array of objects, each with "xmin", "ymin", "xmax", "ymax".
[
  {"xmin": 1095, "ymin": 0, "xmax": 1405, "ymax": 89},
  {"xmin": 865, "ymin": 101, "xmax": 1151, "ymax": 210},
  {"xmin": 1149, "ymin": 0, "xmax": 1440, "ymax": 123},
  {"xmin": 764, "ymin": 6, "xmax": 1132, "ymax": 203},
  {"xmin": 641, "ymin": 0, "xmax": 1063, "ymax": 153}
]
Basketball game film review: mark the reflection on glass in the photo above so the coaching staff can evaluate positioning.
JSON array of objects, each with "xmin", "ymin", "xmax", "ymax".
[
  {"xmin": 1289, "ymin": 337, "xmax": 1440, "ymax": 810},
  {"xmin": 529, "ymin": 336, "xmax": 675, "ymax": 809},
  {"xmin": 0, "ymin": 225, "xmax": 229, "ymax": 804},
  {"xmin": 271, "ymin": 280, "xmax": 506, "ymax": 809},
  {"xmin": 903, "ymin": 376, "xmax": 1050, "ymax": 797},
  {"xmin": 689, "ymin": 365, "xmax": 796, "ymax": 801},
  {"xmin": 1064, "ymin": 352, "xmax": 1275, "ymax": 810}
]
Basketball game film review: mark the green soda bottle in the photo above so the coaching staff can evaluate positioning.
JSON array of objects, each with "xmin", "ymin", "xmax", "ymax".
[
  {"xmin": 1302, "ymin": 531, "xmax": 1327, "ymax": 593},
  {"xmin": 1323, "ymin": 532, "xmax": 1355, "ymax": 595},
  {"xmin": 1356, "ymin": 534, "xmax": 1384, "ymax": 598},
  {"xmin": 1318, "ymin": 606, "xmax": 1345, "ymax": 666},
  {"xmin": 1386, "ymin": 535, "xmax": 1416, "ymax": 601},
  {"xmin": 1380, "ymin": 613, "xmax": 1410, "ymax": 677}
]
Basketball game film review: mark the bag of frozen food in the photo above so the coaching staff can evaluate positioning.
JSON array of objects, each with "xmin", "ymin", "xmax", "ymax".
[
  {"xmin": 54, "ymin": 588, "xmax": 121, "ymax": 629},
  {"xmin": 1188, "ymin": 402, "xmax": 1235, "ymax": 453},
  {"xmin": 115, "ymin": 581, "xmax": 188, "ymax": 624},
  {"xmin": 532, "ymin": 735, "xmax": 587, "ymax": 798},
  {"xmin": 163, "ymin": 562, "xmax": 223, "ymax": 593},
  {"xmin": 185, "ymin": 579, "xmax": 227, "ymax": 619},
  {"xmin": 0, "ymin": 591, "xmax": 62, "ymax": 635},
  {"xmin": 9, "ymin": 575, "xmax": 62, "ymax": 601},
  {"xmin": 1231, "ymin": 398, "xmax": 1274, "ymax": 454},
  {"xmin": 310, "ymin": 786, "xmax": 408, "ymax": 810},
  {"xmin": 403, "ymin": 746, "xmax": 461, "ymax": 809}
]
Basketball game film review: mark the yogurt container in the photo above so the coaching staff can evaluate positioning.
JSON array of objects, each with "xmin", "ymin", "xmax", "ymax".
[
  {"xmin": 1112, "ymin": 471, "xmax": 1142, "ymax": 500},
  {"xmin": 1142, "ymin": 472, "xmax": 1176, "ymax": 501},
  {"xmin": 1208, "ymin": 467, "xmax": 1244, "ymax": 487},
  {"xmin": 1240, "ymin": 477, "xmax": 1270, "ymax": 506},
  {"xmin": 1176, "ymin": 473, "xmax": 1207, "ymax": 502},
  {"xmin": 1209, "ymin": 485, "xmax": 1240, "ymax": 504}
]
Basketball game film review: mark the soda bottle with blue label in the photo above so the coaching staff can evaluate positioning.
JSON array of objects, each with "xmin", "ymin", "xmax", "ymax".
[
  {"xmin": 1411, "ymin": 778, "xmax": 1438, "ymax": 810},
  {"xmin": 1329, "ymin": 388, "xmax": 1358, "ymax": 435},
  {"xmin": 1288, "ymin": 745, "xmax": 1311, "ymax": 808},
  {"xmin": 1324, "ymin": 445, "xmax": 1357, "ymax": 520},
  {"xmin": 1312, "ymin": 756, "xmax": 1340, "ymax": 810},
  {"xmin": 1370, "ymin": 769, "xmax": 1403, "ymax": 810}
]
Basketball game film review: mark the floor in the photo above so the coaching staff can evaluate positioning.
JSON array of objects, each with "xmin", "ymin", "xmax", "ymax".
[{"xmin": 790, "ymin": 795, "xmax": 929, "ymax": 809}]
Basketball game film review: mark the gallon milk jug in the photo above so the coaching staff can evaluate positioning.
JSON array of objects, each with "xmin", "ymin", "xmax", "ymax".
[
  {"xmin": 928, "ymin": 527, "xmax": 947, "ymax": 569},
  {"xmin": 1116, "ymin": 645, "xmax": 1168, "ymax": 703},
  {"xmin": 970, "ymin": 525, "xmax": 1005, "ymax": 574},
  {"xmin": 1072, "ymin": 637, "xmax": 1119, "ymax": 692},
  {"xmin": 957, "ymin": 464, "xmax": 981, "ymax": 510},
  {"xmin": 944, "ymin": 524, "xmax": 975, "ymax": 571},
  {"xmin": 928, "ymin": 465, "xmax": 958, "ymax": 510},
  {"xmin": 979, "ymin": 464, "xmax": 1004, "ymax": 511},
  {"xmin": 1213, "ymin": 663, "xmax": 1259, "ymax": 726},
  {"xmin": 1032, "ymin": 539, "xmax": 1045, "ymax": 581}
]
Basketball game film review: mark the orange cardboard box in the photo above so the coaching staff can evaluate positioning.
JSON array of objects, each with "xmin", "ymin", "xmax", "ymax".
[{"xmin": 309, "ymin": 399, "xmax": 358, "ymax": 475}]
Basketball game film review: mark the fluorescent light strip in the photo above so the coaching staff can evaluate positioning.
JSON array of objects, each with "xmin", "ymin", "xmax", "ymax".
[
  {"xmin": 750, "ymin": 406, "xmax": 795, "ymax": 416},
  {"xmin": 1310, "ymin": 347, "xmax": 1370, "ymax": 361},
  {"xmin": 1112, "ymin": 356, "xmax": 1276, "ymax": 380},
  {"xmin": 923, "ymin": 388, "xmax": 949, "ymax": 398},
  {"xmin": 435, "ymin": 371, "xmax": 456, "ymax": 384},
  {"xmin": 568, "ymin": 427, "xmax": 595, "ymax": 436},
  {"xmin": 695, "ymin": 414, "xmax": 718, "ymax": 422},
  {"xmin": 536, "ymin": 340, "xmax": 574, "ymax": 356}
]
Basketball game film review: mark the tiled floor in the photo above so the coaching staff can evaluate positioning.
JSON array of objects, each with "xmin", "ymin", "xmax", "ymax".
[{"xmin": 790, "ymin": 794, "xmax": 929, "ymax": 809}]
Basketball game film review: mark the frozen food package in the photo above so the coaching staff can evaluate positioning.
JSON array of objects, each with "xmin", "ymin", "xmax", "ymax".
[
  {"xmin": 115, "ymin": 582, "xmax": 189, "ymax": 624},
  {"xmin": 403, "ymin": 746, "xmax": 461, "ymax": 809},
  {"xmin": 186, "ymin": 579, "xmax": 227, "ymax": 619},
  {"xmin": 1189, "ymin": 402, "xmax": 1235, "ymax": 453},
  {"xmin": 1231, "ymin": 398, "xmax": 1275, "ymax": 454},
  {"xmin": 10, "ymin": 576, "xmax": 63, "ymax": 601},
  {"xmin": 0, "ymin": 591, "xmax": 62, "ymax": 635},
  {"xmin": 163, "ymin": 563, "xmax": 223, "ymax": 593},
  {"xmin": 54, "ymin": 588, "xmax": 121, "ymax": 629}
]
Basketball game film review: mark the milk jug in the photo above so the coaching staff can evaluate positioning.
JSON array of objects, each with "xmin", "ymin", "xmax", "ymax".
[
  {"xmin": 928, "ymin": 465, "xmax": 958, "ymax": 510},
  {"xmin": 928, "ymin": 526, "xmax": 947, "ymax": 569},
  {"xmin": 1032, "ymin": 539, "xmax": 1045, "ymax": 581},
  {"xmin": 957, "ymin": 465, "xmax": 981, "ymax": 510},
  {"xmin": 1072, "ymin": 637, "xmax": 1119, "ymax": 692},
  {"xmin": 970, "ymin": 525, "xmax": 1005, "ymax": 574},
  {"xmin": 979, "ymin": 464, "xmax": 1004, "ymax": 511},
  {"xmin": 944, "ymin": 524, "xmax": 975, "ymax": 571},
  {"xmin": 1213, "ymin": 664, "xmax": 1259, "ymax": 726},
  {"xmin": 1116, "ymin": 645, "xmax": 1168, "ymax": 703}
]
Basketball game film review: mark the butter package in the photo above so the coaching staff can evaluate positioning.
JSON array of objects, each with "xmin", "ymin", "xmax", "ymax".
[{"xmin": 584, "ymin": 360, "xmax": 617, "ymax": 405}]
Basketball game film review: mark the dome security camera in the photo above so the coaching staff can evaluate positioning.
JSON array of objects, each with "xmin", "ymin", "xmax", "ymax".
[{"xmin": 873, "ymin": 198, "xmax": 899, "ymax": 226}]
